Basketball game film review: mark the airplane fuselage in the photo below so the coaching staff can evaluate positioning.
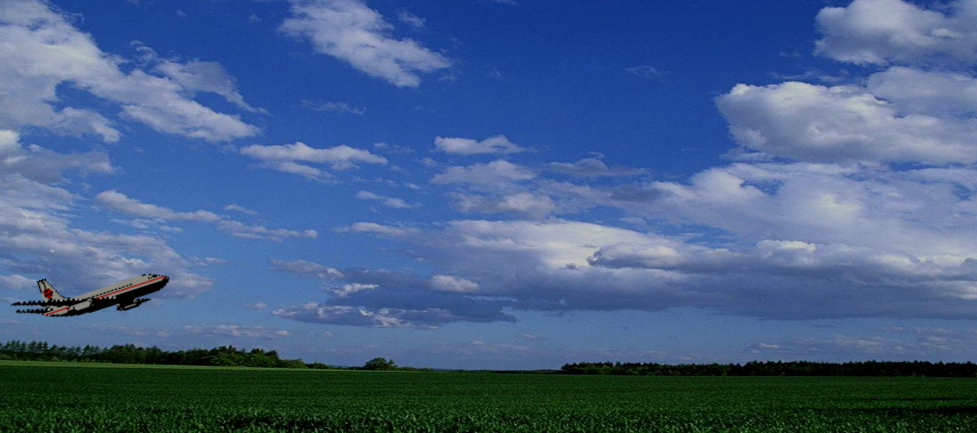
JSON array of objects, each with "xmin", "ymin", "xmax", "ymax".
[{"xmin": 20, "ymin": 274, "xmax": 170, "ymax": 317}]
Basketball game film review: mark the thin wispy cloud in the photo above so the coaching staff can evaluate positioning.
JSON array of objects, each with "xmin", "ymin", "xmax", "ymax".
[{"xmin": 281, "ymin": 0, "xmax": 451, "ymax": 87}]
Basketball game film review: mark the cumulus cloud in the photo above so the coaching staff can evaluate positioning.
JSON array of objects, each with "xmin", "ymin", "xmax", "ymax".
[
  {"xmin": 717, "ymin": 81, "xmax": 977, "ymax": 164},
  {"xmin": 0, "ymin": 178, "xmax": 211, "ymax": 298},
  {"xmin": 320, "ymin": 214, "xmax": 977, "ymax": 319},
  {"xmin": 645, "ymin": 163, "xmax": 977, "ymax": 260},
  {"xmin": 0, "ymin": 0, "xmax": 259, "ymax": 142},
  {"xmin": 866, "ymin": 66, "xmax": 977, "ymax": 116},
  {"xmin": 0, "ymin": 130, "xmax": 112, "ymax": 183},
  {"xmin": 281, "ymin": 0, "xmax": 451, "ymax": 87},
  {"xmin": 433, "ymin": 135, "xmax": 526, "ymax": 156},
  {"xmin": 241, "ymin": 142, "xmax": 387, "ymax": 180},
  {"xmin": 270, "ymin": 261, "xmax": 513, "ymax": 328},
  {"xmin": 0, "ymin": 130, "xmax": 210, "ymax": 297},
  {"xmin": 815, "ymin": 0, "xmax": 977, "ymax": 66}
]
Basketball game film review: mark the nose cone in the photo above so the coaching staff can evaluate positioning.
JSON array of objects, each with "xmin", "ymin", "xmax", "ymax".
[{"xmin": 161, "ymin": 275, "xmax": 170, "ymax": 286}]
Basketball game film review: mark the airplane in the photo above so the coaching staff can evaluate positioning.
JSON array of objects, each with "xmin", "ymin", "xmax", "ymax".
[{"xmin": 10, "ymin": 274, "xmax": 169, "ymax": 317}]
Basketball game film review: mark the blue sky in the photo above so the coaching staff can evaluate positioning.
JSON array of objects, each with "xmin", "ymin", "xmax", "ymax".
[{"xmin": 4, "ymin": 0, "xmax": 977, "ymax": 369}]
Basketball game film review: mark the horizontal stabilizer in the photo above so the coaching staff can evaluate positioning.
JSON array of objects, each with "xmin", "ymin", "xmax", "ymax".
[
  {"xmin": 15, "ymin": 308, "xmax": 47, "ymax": 314},
  {"xmin": 10, "ymin": 299, "xmax": 77, "ymax": 307}
]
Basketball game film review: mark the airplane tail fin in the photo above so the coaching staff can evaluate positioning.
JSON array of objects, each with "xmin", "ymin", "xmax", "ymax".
[{"xmin": 37, "ymin": 279, "xmax": 65, "ymax": 302}]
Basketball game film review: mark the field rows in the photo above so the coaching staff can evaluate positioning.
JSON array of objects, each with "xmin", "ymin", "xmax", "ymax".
[{"xmin": 2, "ymin": 362, "xmax": 977, "ymax": 432}]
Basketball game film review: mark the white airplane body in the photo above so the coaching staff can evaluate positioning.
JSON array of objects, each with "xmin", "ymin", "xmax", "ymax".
[{"xmin": 12, "ymin": 274, "xmax": 169, "ymax": 317}]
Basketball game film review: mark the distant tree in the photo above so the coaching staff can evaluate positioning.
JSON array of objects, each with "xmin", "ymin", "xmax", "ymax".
[{"xmin": 363, "ymin": 357, "xmax": 397, "ymax": 371}]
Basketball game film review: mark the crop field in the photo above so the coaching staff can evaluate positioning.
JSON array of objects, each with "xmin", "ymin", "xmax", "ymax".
[{"xmin": 2, "ymin": 361, "xmax": 977, "ymax": 432}]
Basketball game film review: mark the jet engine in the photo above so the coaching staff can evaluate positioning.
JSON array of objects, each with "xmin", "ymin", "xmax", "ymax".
[{"xmin": 118, "ymin": 298, "xmax": 151, "ymax": 311}]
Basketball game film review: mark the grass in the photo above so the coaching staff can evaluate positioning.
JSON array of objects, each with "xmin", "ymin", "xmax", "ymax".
[{"xmin": 2, "ymin": 361, "xmax": 977, "ymax": 432}]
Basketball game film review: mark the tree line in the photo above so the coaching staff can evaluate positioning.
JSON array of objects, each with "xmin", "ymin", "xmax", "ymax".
[
  {"xmin": 0, "ymin": 340, "xmax": 427, "ymax": 371},
  {"xmin": 5, "ymin": 340, "xmax": 976, "ymax": 376},
  {"xmin": 559, "ymin": 361, "xmax": 977, "ymax": 377}
]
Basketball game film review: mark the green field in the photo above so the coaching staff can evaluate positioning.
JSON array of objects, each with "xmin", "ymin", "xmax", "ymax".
[{"xmin": 2, "ymin": 361, "xmax": 977, "ymax": 432}]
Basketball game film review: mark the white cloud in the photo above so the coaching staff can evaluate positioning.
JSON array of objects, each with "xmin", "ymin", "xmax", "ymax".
[
  {"xmin": 96, "ymin": 190, "xmax": 318, "ymax": 242},
  {"xmin": 327, "ymin": 283, "xmax": 378, "ymax": 297},
  {"xmin": 0, "ymin": 274, "xmax": 34, "ymax": 290},
  {"xmin": 626, "ymin": 65, "xmax": 665, "ymax": 80},
  {"xmin": 96, "ymin": 191, "xmax": 221, "ymax": 222},
  {"xmin": 646, "ymin": 162, "xmax": 977, "ymax": 258},
  {"xmin": 717, "ymin": 81, "xmax": 977, "ymax": 164},
  {"xmin": 139, "ymin": 44, "xmax": 264, "ymax": 114},
  {"xmin": 397, "ymin": 10, "xmax": 425, "ymax": 30},
  {"xmin": 0, "ymin": 0, "xmax": 259, "ymax": 142},
  {"xmin": 281, "ymin": 0, "xmax": 451, "ymax": 87},
  {"xmin": 355, "ymin": 191, "xmax": 414, "ymax": 209},
  {"xmin": 815, "ymin": 0, "xmax": 977, "ymax": 66},
  {"xmin": 271, "ymin": 302, "xmax": 489, "ymax": 329},
  {"xmin": 184, "ymin": 324, "xmax": 290, "ymax": 339},
  {"xmin": 866, "ymin": 66, "xmax": 977, "ymax": 116},
  {"xmin": 300, "ymin": 100, "xmax": 366, "ymax": 115},
  {"xmin": 452, "ymin": 192, "xmax": 557, "ymax": 219},
  {"xmin": 216, "ymin": 220, "xmax": 319, "ymax": 242},
  {"xmin": 224, "ymin": 204, "xmax": 259, "ymax": 216},
  {"xmin": 432, "ymin": 160, "xmax": 534, "ymax": 186},
  {"xmin": 0, "ymin": 178, "xmax": 211, "ymax": 298},
  {"xmin": 338, "ymin": 222, "xmax": 413, "ymax": 236},
  {"xmin": 241, "ymin": 142, "xmax": 387, "ymax": 180},
  {"xmin": 242, "ymin": 142, "xmax": 385, "ymax": 167},
  {"xmin": 270, "ymin": 258, "xmax": 345, "ymax": 279},
  {"xmin": 0, "ymin": 130, "xmax": 113, "ymax": 183},
  {"xmin": 545, "ymin": 158, "xmax": 644, "ymax": 178},
  {"xmin": 0, "ymin": 129, "xmax": 210, "ymax": 298},
  {"xmin": 317, "ymin": 211, "xmax": 977, "ymax": 319},
  {"xmin": 430, "ymin": 275, "xmax": 479, "ymax": 293},
  {"xmin": 272, "ymin": 302, "xmax": 410, "ymax": 328},
  {"xmin": 433, "ymin": 135, "xmax": 526, "ymax": 156}
]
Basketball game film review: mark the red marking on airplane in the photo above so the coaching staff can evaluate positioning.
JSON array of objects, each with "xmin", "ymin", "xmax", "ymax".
[
  {"xmin": 44, "ymin": 306, "xmax": 69, "ymax": 316},
  {"xmin": 43, "ymin": 288, "xmax": 53, "ymax": 299}
]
